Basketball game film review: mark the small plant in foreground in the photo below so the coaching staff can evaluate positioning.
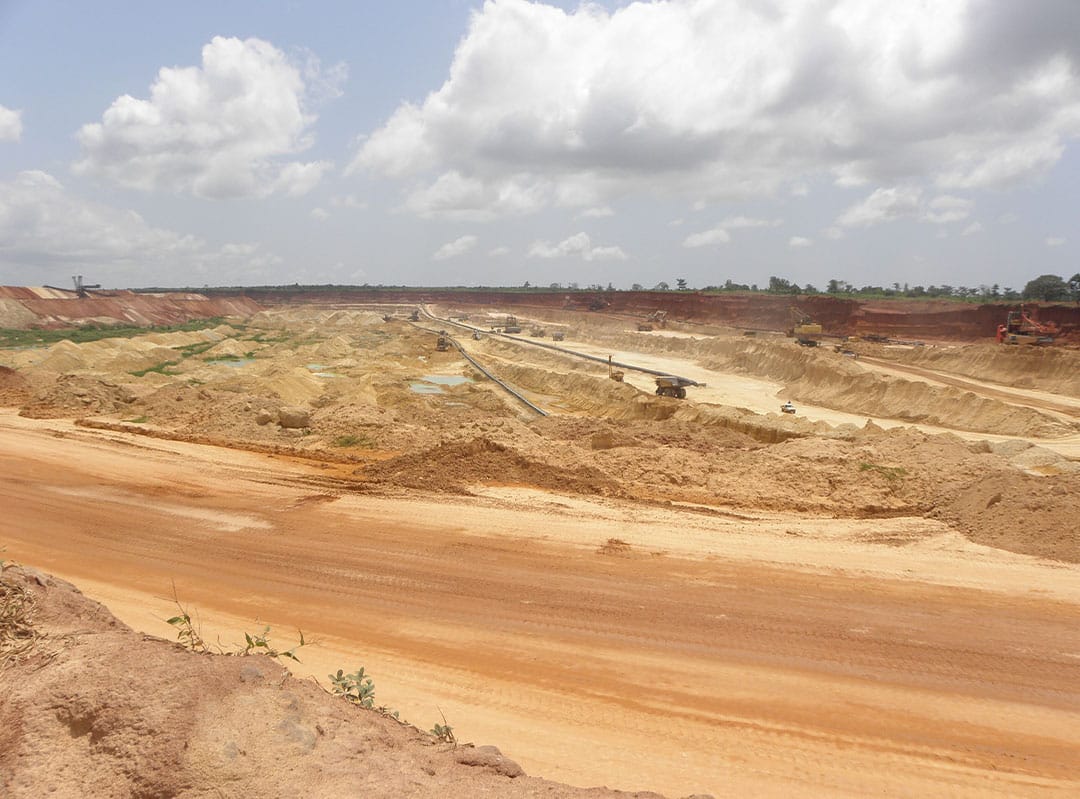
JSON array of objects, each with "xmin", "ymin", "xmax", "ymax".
[
  {"xmin": 431, "ymin": 708, "xmax": 455, "ymax": 745},
  {"xmin": 330, "ymin": 667, "xmax": 376, "ymax": 708},
  {"xmin": 166, "ymin": 587, "xmax": 209, "ymax": 653},
  {"xmin": 242, "ymin": 625, "xmax": 307, "ymax": 662},
  {"xmin": 858, "ymin": 462, "xmax": 907, "ymax": 481}
]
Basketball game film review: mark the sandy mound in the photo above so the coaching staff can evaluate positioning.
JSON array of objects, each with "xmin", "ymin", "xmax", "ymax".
[
  {"xmin": 0, "ymin": 366, "xmax": 30, "ymax": 405},
  {"xmin": 20, "ymin": 375, "xmax": 137, "ymax": 418},
  {"xmin": 934, "ymin": 472, "xmax": 1080, "ymax": 562},
  {"xmin": 0, "ymin": 566, "xmax": 672, "ymax": 799},
  {"xmin": 365, "ymin": 437, "xmax": 623, "ymax": 496}
]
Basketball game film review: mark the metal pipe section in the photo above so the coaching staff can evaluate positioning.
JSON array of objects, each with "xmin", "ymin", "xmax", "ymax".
[
  {"xmin": 417, "ymin": 306, "xmax": 703, "ymax": 386},
  {"xmin": 408, "ymin": 313, "xmax": 548, "ymax": 416}
]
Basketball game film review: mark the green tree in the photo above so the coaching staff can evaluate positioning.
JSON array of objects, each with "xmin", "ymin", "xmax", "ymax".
[
  {"xmin": 1022, "ymin": 274, "xmax": 1070, "ymax": 301},
  {"xmin": 676, "ymin": 277, "xmax": 688, "ymax": 290},
  {"xmin": 768, "ymin": 276, "xmax": 793, "ymax": 293},
  {"xmin": 1068, "ymin": 273, "xmax": 1080, "ymax": 303}
]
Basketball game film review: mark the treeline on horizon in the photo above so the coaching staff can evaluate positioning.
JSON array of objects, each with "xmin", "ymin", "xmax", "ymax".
[{"xmin": 134, "ymin": 271, "xmax": 1080, "ymax": 304}]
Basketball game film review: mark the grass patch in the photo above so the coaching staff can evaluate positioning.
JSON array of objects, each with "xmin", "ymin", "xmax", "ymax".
[
  {"xmin": 172, "ymin": 341, "xmax": 216, "ymax": 357},
  {"xmin": 129, "ymin": 360, "xmax": 181, "ymax": 377},
  {"xmin": 858, "ymin": 462, "xmax": 907, "ymax": 480},
  {"xmin": 332, "ymin": 434, "xmax": 375, "ymax": 448},
  {"xmin": 203, "ymin": 351, "xmax": 255, "ymax": 362},
  {"xmin": 0, "ymin": 317, "xmax": 230, "ymax": 349}
]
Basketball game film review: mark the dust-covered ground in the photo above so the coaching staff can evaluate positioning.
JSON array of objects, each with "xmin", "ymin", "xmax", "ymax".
[{"xmin": 2, "ymin": 302, "xmax": 1079, "ymax": 797}]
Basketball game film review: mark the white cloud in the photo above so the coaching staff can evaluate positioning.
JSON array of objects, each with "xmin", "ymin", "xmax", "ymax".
[
  {"xmin": 720, "ymin": 215, "xmax": 783, "ymax": 229},
  {"xmin": 789, "ymin": 236, "xmax": 813, "ymax": 248},
  {"xmin": 329, "ymin": 194, "xmax": 367, "ymax": 209},
  {"xmin": 432, "ymin": 234, "xmax": 478, "ymax": 261},
  {"xmin": 528, "ymin": 232, "xmax": 626, "ymax": 261},
  {"xmin": 309, "ymin": 207, "xmax": 329, "ymax": 221},
  {"xmin": 961, "ymin": 222, "xmax": 983, "ymax": 235},
  {"xmin": 1046, "ymin": 236, "xmax": 1065, "ymax": 247},
  {"xmin": 578, "ymin": 205, "xmax": 614, "ymax": 218},
  {"xmin": 0, "ymin": 170, "xmax": 279, "ymax": 280},
  {"xmin": 682, "ymin": 227, "xmax": 731, "ymax": 248},
  {"xmin": 351, "ymin": 0, "xmax": 1080, "ymax": 219},
  {"xmin": 923, "ymin": 195, "xmax": 973, "ymax": 224},
  {"xmin": 74, "ymin": 36, "xmax": 332, "ymax": 199},
  {"xmin": 488, "ymin": 245, "xmax": 510, "ymax": 256},
  {"xmin": 0, "ymin": 105, "xmax": 22, "ymax": 142},
  {"xmin": 837, "ymin": 186, "xmax": 923, "ymax": 227}
]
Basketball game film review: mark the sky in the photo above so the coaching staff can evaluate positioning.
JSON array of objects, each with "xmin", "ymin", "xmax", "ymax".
[{"xmin": 1, "ymin": 0, "xmax": 1078, "ymax": 292}]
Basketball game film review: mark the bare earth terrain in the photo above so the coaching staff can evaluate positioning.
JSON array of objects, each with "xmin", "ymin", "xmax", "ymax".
[{"xmin": 2, "ymin": 296, "xmax": 1079, "ymax": 797}]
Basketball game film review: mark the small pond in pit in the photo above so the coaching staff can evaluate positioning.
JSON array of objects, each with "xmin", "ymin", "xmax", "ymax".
[{"xmin": 408, "ymin": 374, "xmax": 473, "ymax": 393}]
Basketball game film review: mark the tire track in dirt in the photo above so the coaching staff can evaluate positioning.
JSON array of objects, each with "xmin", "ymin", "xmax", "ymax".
[{"xmin": 3, "ymin": 414, "xmax": 1080, "ymax": 796}]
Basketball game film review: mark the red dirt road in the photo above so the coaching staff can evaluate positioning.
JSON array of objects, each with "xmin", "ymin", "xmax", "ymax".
[{"xmin": 2, "ymin": 410, "xmax": 1079, "ymax": 797}]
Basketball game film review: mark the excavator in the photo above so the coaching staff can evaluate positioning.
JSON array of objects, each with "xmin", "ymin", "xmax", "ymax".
[
  {"xmin": 997, "ymin": 307, "xmax": 1057, "ymax": 345},
  {"xmin": 637, "ymin": 310, "xmax": 668, "ymax": 331},
  {"xmin": 72, "ymin": 275, "xmax": 101, "ymax": 298},
  {"xmin": 786, "ymin": 307, "xmax": 822, "ymax": 347}
]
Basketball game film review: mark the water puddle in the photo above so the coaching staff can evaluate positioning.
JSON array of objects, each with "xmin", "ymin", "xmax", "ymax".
[
  {"xmin": 408, "ymin": 374, "xmax": 473, "ymax": 394},
  {"xmin": 421, "ymin": 374, "xmax": 471, "ymax": 386},
  {"xmin": 409, "ymin": 382, "xmax": 444, "ymax": 394}
]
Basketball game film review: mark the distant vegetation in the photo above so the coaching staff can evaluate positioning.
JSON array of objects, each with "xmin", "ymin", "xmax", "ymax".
[
  {"xmin": 0, "ymin": 318, "xmax": 229, "ymax": 349},
  {"xmin": 132, "ymin": 275, "xmax": 1080, "ymax": 305}
]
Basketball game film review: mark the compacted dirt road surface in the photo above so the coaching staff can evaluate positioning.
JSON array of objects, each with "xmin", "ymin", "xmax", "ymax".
[{"xmin": 4, "ymin": 410, "xmax": 1079, "ymax": 797}]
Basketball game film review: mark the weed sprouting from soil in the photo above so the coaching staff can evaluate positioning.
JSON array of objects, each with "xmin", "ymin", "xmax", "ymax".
[
  {"xmin": 329, "ymin": 667, "xmax": 376, "ymax": 708},
  {"xmin": 242, "ymin": 625, "xmax": 307, "ymax": 662},
  {"xmin": 332, "ymin": 434, "xmax": 374, "ymax": 448},
  {"xmin": 165, "ymin": 587, "xmax": 210, "ymax": 654},
  {"xmin": 329, "ymin": 666, "xmax": 400, "ymax": 719},
  {"xmin": 431, "ymin": 708, "xmax": 456, "ymax": 745},
  {"xmin": 858, "ymin": 462, "xmax": 908, "ymax": 481}
]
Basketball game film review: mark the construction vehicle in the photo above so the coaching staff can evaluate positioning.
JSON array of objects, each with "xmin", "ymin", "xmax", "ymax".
[
  {"xmin": 503, "ymin": 315, "xmax": 522, "ymax": 334},
  {"xmin": 786, "ymin": 307, "xmax": 822, "ymax": 347},
  {"xmin": 780, "ymin": 401, "xmax": 796, "ymax": 414},
  {"xmin": 435, "ymin": 330, "xmax": 450, "ymax": 352},
  {"xmin": 608, "ymin": 355, "xmax": 624, "ymax": 382},
  {"xmin": 409, "ymin": 309, "xmax": 420, "ymax": 322},
  {"xmin": 529, "ymin": 325, "xmax": 546, "ymax": 337},
  {"xmin": 647, "ymin": 310, "xmax": 668, "ymax": 328},
  {"xmin": 551, "ymin": 331, "xmax": 565, "ymax": 341},
  {"xmin": 636, "ymin": 322, "xmax": 653, "ymax": 332},
  {"xmin": 72, "ymin": 275, "xmax": 101, "ymax": 298},
  {"xmin": 997, "ymin": 306, "xmax": 1058, "ymax": 345},
  {"xmin": 654, "ymin": 375, "xmax": 698, "ymax": 399}
]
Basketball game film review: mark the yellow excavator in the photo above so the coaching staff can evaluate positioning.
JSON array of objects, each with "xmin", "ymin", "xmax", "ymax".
[{"xmin": 786, "ymin": 307, "xmax": 822, "ymax": 347}]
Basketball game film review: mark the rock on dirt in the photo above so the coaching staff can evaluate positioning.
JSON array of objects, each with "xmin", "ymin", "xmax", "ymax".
[
  {"xmin": 277, "ymin": 406, "xmax": 311, "ymax": 429},
  {"xmin": 0, "ymin": 565, "xmax": 696, "ymax": 799}
]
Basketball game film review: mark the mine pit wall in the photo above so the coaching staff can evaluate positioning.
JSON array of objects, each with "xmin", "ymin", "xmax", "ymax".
[
  {"xmin": 4, "ymin": 285, "xmax": 1076, "ymax": 343},
  {"xmin": 238, "ymin": 288, "xmax": 1079, "ymax": 344},
  {"xmin": 0, "ymin": 287, "xmax": 262, "ymax": 329}
]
